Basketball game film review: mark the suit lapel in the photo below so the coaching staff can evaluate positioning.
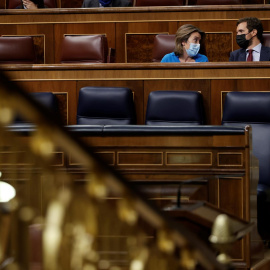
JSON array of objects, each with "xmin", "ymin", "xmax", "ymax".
[
  {"xmin": 260, "ymin": 46, "xmax": 270, "ymax": 61},
  {"xmin": 239, "ymin": 49, "xmax": 246, "ymax": 61}
]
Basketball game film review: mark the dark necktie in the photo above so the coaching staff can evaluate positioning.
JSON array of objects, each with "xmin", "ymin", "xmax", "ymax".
[{"xmin": 247, "ymin": 49, "xmax": 253, "ymax": 61}]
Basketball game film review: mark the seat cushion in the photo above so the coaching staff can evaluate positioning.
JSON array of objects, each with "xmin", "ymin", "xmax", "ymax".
[
  {"xmin": 145, "ymin": 91, "xmax": 204, "ymax": 125},
  {"xmin": 60, "ymin": 35, "xmax": 108, "ymax": 63},
  {"xmin": 0, "ymin": 36, "xmax": 36, "ymax": 64}
]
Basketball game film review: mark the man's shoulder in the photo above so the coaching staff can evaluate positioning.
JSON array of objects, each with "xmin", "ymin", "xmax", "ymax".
[
  {"xmin": 260, "ymin": 45, "xmax": 270, "ymax": 61},
  {"xmin": 230, "ymin": 48, "xmax": 244, "ymax": 56},
  {"xmin": 262, "ymin": 45, "xmax": 270, "ymax": 52}
]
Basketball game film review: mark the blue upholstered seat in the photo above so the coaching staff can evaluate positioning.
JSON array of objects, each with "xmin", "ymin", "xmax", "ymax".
[
  {"xmin": 145, "ymin": 91, "xmax": 204, "ymax": 126},
  {"xmin": 222, "ymin": 91, "xmax": 270, "ymax": 240},
  {"xmin": 77, "ymin": 87, "xmax": 136, "ymax": 125},
  {"xmin": 15, "ymin": 92, "xmax": 59, "ymax": 124}
]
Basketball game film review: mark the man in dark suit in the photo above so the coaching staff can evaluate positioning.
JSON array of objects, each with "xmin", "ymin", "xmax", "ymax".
[
  {"xmin": 82, "ymin": 0, "xmax": 132, "ymax": 7},
  {"xmin": 229, "ymin": 17, "xmax": 270, "ymax": 61}
]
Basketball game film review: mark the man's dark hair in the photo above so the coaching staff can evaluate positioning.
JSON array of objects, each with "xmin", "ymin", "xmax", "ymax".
[{"xmin": 237, "ymin": 17, "xmax": 264, "ymax": 43}]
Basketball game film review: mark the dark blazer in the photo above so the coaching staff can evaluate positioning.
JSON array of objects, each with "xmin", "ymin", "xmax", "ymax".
[
  {"xmin": 229, "ymin": 45, "xmax": 270, "ymax": 61},
  {"xmin": 82, "ymin": 0, "xmax": 132, "ymax": 7}
]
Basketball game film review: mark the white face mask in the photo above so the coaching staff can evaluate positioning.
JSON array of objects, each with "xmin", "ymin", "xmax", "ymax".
[{"xmin": 185, "ymin": 43, "xmax": 200, "ymax": 57}]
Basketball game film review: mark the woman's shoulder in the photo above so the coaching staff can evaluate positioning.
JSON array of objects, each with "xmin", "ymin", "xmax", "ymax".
[
  {"xmin": 195, "ymin": 53, "xmax": 209, "ymax": 62},
  {"xmin": 161, "ymin": 52, "xmax": 179, "ymax": 62}
]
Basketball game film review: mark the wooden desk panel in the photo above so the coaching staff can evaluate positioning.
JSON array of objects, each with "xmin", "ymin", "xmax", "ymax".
[
  {"xmin": 1, "ymin": 6, "xmax": 270, "ymax": 63},
  {"xmin": 65, "ymin": 127, "xmax": 255, "ymax": 269}
]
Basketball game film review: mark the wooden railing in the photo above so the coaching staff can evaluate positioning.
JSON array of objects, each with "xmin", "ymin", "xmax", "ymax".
[{"xmin": 0, "ymin": 5, "xmax": 270, "ymax": 63}]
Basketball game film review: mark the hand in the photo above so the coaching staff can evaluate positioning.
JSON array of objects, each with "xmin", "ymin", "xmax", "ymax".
[{"xmin": 22, "ymin": 0, "xmax": 38, "ymax": 9}]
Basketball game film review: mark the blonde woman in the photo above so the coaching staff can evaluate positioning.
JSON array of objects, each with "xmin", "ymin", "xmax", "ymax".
[{"xmin": 161, "ymin": 24, "xmax": 208, "ymax": 63}]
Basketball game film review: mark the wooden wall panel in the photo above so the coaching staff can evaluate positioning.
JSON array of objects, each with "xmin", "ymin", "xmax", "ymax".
[
  {"xmin": 116, "ymin": 21, "xmax": 177, "ymax": 63},
  {"xmin": 219, "ymin": 177, "xmax": 245, "ymax": 218},
  {"xmin": 205, "ymin": 33, "xmax": 232, "ymax": 62},
  {"xmin": 1, "ymin": 9, "xmax": 270, "ymax": 63},
  {"xmin": 125, "ymin": 32, "xmax": 233, "ymax": 63},
  {"xmin": 77, "ymin": 80, "xmax": 145, "ymax": 124},
  {"xmin": 126, "ymin": 34, "xmax": 156, "ymax": 63},
  {"xmin": 33, "ymin": 35, "xmax": 45, "ymax": 64}
]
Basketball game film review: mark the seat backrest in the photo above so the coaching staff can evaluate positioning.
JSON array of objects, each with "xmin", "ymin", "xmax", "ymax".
[
  {"xmin": 7, "ymin": 0, "xmax": 57, "ymax": 8},
  {"xmin": 222, "ymin": 91, "xmax": 270, "ymax": 188},
  {"xmin": 77, "ymin": 87, "xmax": 136, "ymax": 125},
  {"xmin": 60, "ymin": 35, "xmax": 109, "ymax": 64},
  {"xmin": 194, "ymin": 0, "xmax": 241, "ymax": 4},
  {"xmin": 263, "ymin": 33, "xmax": 270, "ymax": 47},
  {"xmin": 134, "ymin": 0, "xmax": 184, "ymax": 6},
  {"xmin": 145, "ymin": 91, "xmax": 204, "ymax": 125},
  {"xmin": 15, "ymin": 92, "xmax": 59, "ymax": 123},
  {"xmin": 222, "ymin": 91, "xmax": 270, "ymax": 241},
  {"xmin": 0, "ymin": 36, "xmax": 36, "ymax": 64},
  {"xmin": 152, "ymin": 34, "xmax": 175, "ymax": 62}
]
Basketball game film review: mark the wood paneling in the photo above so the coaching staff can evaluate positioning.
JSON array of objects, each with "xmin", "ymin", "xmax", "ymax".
[
  {"xmin": 205, "ymin": 33, "xmax": 232, "ymax": 62},
  {"xmin": 63, "ymin": 127, "xmax": 254, "ymax": 268},
  {"xmin": 1, "ymin": 7, "xmax": 270, "ymax": 63},
  {"xmin": 4, "ymin": 63, "xmax": 270, "ymax": 126},
  {"xmin": 126, "ymin": 34, "xmax": 156, "ymax": 63}
]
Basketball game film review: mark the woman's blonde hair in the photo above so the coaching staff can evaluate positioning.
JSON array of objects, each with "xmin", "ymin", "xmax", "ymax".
[{"xmin": 174, "ymin": 24, "xmax": 205, "ymax": 56}]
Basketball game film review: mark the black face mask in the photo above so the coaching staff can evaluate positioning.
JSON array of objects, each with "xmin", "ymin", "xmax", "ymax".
[{"xmin": 236, "ymin": 33, "xmax": 250, "ymax": 49}]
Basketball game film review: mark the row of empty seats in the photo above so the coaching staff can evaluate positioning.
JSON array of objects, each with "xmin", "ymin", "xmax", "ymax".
[
  {"xmin": 16, "ymin": 88, "xmax": 204, "ymax": 125},
  {"xmin": 5, "ymin": 0, "xmax": 266, "ymax": 8},
  {"xmin": 0, "ymin": 35, "xmax": 112, "ymax": 64},
  {"xmin": 2, "ymin": 34, "xmax": 270, "ymax": 64}
]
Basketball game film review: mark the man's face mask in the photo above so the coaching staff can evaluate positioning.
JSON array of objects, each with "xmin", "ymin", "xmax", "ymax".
[{"xmin": 236, "ymin": 28, "xmax": 256, "ymax": 49}]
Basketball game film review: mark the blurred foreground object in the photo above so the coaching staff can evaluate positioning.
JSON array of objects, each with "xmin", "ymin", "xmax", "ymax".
[{"xmin": 0, "ymin": 70, "xmax": 228, "ymax": 270}]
